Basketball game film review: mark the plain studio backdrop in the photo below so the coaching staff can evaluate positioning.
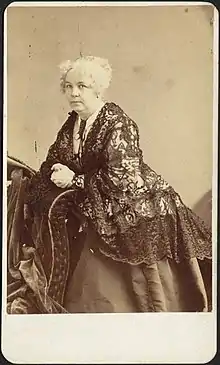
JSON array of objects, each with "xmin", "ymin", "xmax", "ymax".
[{"xmin": 7, "ymin": 4, "xmax": 213, "ymax": 211}]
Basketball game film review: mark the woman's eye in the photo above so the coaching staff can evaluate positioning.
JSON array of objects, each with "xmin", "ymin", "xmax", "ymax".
[
  {"xmin": 78, "ymin": 84, "xmax": 85, "ymax": 89},
  {"xmin": 65, "ymin": 84, "xmax": 72, "ymax": 89}
]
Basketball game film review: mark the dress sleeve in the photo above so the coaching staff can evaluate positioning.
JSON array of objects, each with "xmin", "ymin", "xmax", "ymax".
[
  {"xmin": 101, "ymin": 119, "xmax": 149, "ymax": 197},
  {"xmin": 39, "ymin": 141, "xmax": 60, "ymax": 178},
  {"xmin": 78, "ymin": 118, "xmax": 152, "ymax": 233}
]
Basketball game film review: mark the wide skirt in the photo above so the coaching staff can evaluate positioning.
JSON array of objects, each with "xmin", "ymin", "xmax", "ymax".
[{"xmin": 64, "ymin": 231, "xmax": 212, "ymax": 313}]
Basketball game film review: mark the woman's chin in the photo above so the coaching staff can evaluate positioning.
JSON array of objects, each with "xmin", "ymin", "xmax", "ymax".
[{"xmin": 70, "ymin": 103, "xmax": 84, "ymax": 113}]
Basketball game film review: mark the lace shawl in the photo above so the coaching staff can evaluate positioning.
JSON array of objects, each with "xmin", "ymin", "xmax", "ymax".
[{"xmin": 26, "ymin": 102, "xmax": 212, "ymax": 265}]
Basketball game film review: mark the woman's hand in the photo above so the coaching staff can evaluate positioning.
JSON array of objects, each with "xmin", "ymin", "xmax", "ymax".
[{"xmin": 51, "ymin": 163, "xmax": 75, "ymax": 189}]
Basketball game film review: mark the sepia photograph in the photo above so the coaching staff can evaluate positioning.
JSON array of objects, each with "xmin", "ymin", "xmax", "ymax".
[{"xmin": 2, "ymin": 1, "xmax": 217, "ymax": 363}]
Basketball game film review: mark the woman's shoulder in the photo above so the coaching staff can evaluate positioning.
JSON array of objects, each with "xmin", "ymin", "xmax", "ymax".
[
  {"xmin": 105, "ymin": 101, "xmax": 128, "ymax": 118},
  {"xmin": 105, "ymin": 102, "xmax": 139, "ymax": 132},
  {"xmin": 56, "ymin": 110, "xmax": 77, "ymax": 136}
]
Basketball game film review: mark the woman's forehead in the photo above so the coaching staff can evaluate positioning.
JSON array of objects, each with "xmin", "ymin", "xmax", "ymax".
[{"xmin": 65, "ymin": 67, "xmax": 93, "ymax": 84}]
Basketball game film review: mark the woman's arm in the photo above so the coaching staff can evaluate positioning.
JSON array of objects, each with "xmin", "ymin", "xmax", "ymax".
[
  {"xmin": 101, "ymin": 118, "xmax": 149, "ymax": 197},
  {"xmin": 99, "ymin": 115, "xmax": 170, "ymax": 199},
  {"xmin": 76, "ymin": 117, "xmax": 152, "ymax": 241}
]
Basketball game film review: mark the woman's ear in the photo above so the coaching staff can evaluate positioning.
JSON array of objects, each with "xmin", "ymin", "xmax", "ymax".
[
  {"xmin": 96, "ymin": 93, "xmax": 100, "ymax": 99},
  {"xmin": 96, "ymin": 88, "xmax": 104, "ymax": 99}
]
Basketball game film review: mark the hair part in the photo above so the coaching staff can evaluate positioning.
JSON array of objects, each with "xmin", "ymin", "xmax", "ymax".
[{"xmin": 59, "ymin": 56, "xmax": 112, "ymax": 96}]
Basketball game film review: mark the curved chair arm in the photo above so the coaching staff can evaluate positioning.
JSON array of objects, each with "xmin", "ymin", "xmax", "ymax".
[{"xmin": 7, "ymin": 155, "xmax": 36, "ymax": 180}]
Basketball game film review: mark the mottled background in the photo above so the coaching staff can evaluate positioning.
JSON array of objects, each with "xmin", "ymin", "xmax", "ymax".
[{"xmin": 6, "ymin": 5, "xmax": 213, "ymax": 213}]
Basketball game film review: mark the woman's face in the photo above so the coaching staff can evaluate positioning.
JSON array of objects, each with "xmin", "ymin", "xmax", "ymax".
[{"xmin": 64, "ymin": 68, "xmax": 100, "ymax": 116}]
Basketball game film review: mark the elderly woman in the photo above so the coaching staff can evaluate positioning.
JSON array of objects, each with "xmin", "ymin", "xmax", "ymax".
[{"xmin": 20, "ymin": 56, "xmax": 211, "ymax": 314}]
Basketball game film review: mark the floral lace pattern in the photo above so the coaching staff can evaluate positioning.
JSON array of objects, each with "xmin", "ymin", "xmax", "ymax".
[{"xmin": 26, "ymin": 102, "xmax": 212, "ymax": 265}]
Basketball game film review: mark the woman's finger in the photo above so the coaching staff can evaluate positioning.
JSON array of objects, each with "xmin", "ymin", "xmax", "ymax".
[
  {"xmin": 50, "ymin": 172, "xmax": 59, "ymax": 182},
  {"xmin": 51, "ymin": 163, "xmax": 65, "ymax": 172},
  {"xmin": 52, "ymin": 178, "xmax": 72, "ymax": 188},
  {"xmin": 51, "ymin": 170, "xmax": 66, "ymax": 181},
  {"xmin": 66, "ymin": 181, "xmax": 73, "ymax": 188}
]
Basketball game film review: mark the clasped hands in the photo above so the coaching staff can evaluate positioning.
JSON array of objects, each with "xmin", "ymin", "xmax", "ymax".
[{"xmin": 50, "ymin": 163, "xmax": 75, "ymax": 189}]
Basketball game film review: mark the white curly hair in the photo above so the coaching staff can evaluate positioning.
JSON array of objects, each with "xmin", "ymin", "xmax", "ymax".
[{"xmin": 59, "ymin": 56, "xmax": 112, "ymax": 96}]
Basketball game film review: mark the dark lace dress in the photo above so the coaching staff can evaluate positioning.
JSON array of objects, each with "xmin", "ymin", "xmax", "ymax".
[{"xmin": 8, "ymin": 102, "xmax": 212, "ymax": 313}]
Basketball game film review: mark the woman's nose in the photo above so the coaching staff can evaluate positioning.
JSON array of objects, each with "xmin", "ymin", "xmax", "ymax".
[{"xmin": 71, "ymin": 86, "xmax": 79, "ymax": 97}]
